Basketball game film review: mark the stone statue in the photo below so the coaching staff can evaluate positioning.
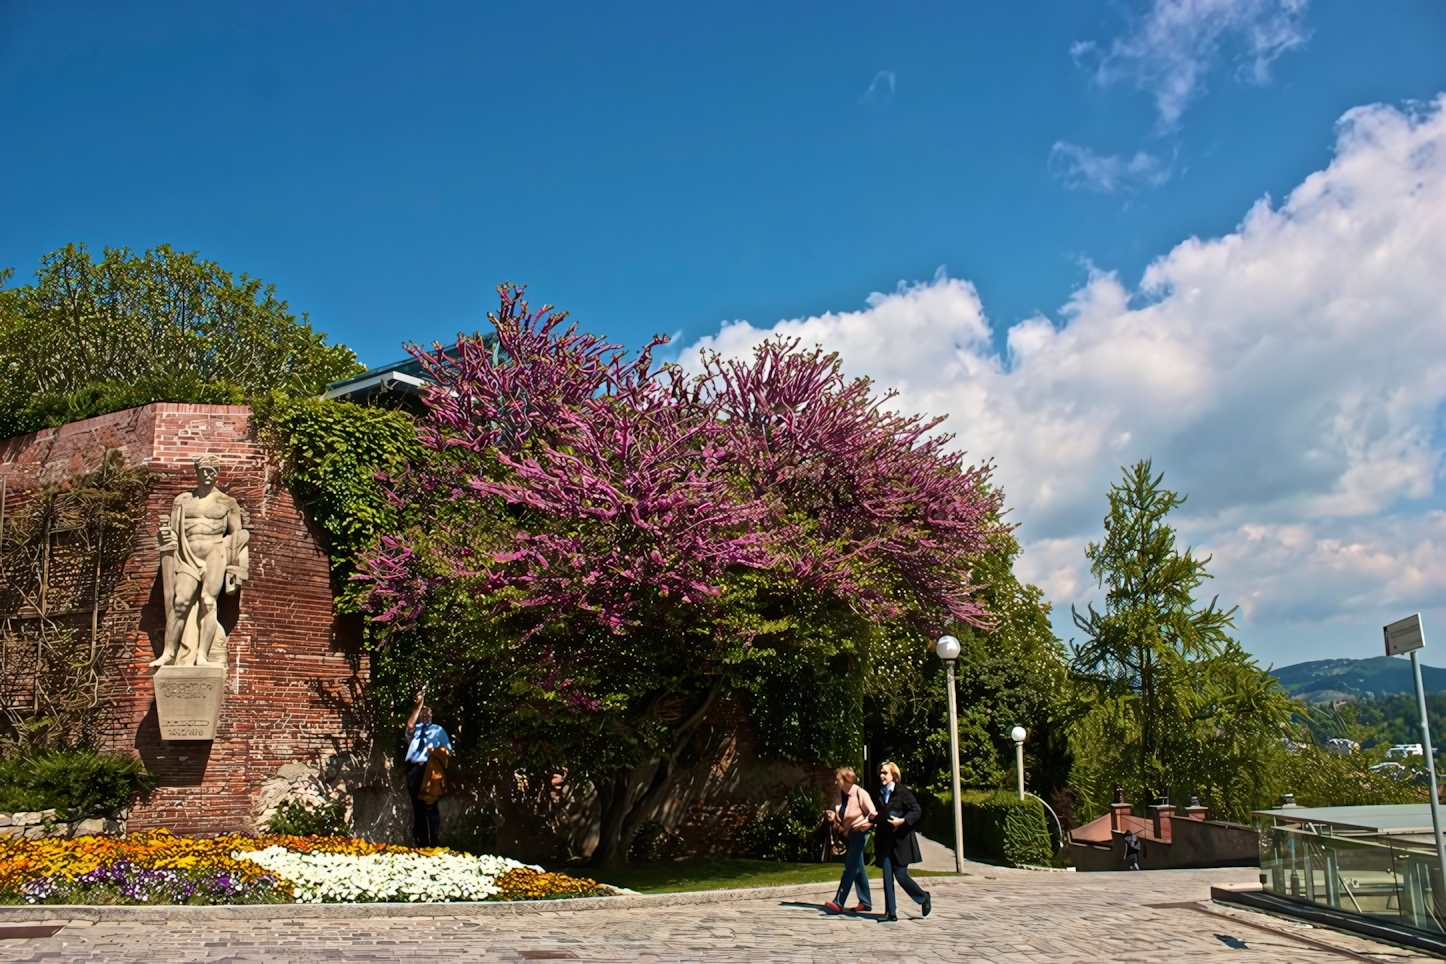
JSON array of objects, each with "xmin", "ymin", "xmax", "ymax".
[{"xmin": 149, "ymin": 453, "xmax": 250, "ymax": 669}]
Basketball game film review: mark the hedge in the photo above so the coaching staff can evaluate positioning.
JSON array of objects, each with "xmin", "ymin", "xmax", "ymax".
[{"xmin": 918, "ymin": 789, "xmax": 1053, "ymax": 868}]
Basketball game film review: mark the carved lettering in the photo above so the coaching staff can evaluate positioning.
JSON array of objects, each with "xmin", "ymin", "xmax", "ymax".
[{"xmin": 157, "ymin": 681, "xmax": 216, "ymax": 700}]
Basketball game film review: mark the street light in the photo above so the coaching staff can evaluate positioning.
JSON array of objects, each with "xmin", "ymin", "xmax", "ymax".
[
  {"xmin": 1384, "ymin": 614, "xmax": 1446, "ymax": 903},
  {"xmin": 1011, "ymin": 726, "xmax": 1027, "ymax": 801},
  {"xmin": 936, "ymin": 634, "xmax": 964, "ymax": 873}
]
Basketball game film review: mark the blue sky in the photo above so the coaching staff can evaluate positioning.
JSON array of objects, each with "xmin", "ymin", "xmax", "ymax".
[
  {"xmin": 3, "ymin": 1, "xmax": 1445, "ymax": 665},
  {"xmin": 1, "ymin": 2, "xmax": 1439, "ymax": 361}
]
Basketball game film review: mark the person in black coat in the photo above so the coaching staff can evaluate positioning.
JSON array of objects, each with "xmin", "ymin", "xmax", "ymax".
[{"xmin": 871, "ymin": 761, "xmax": 932, "ymax": 921}]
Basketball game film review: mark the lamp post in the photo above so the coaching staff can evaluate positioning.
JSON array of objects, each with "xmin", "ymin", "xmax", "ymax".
[
  {"xmin": 937, "ymin": 634, "xmax": 964, "ymax": 873},
  {"xmin": 1011, "ymin": 726, "xmax": 1027, "ymax": 801},
  {"xmin": 1384, "ymin": 614, "xmax": 1446, "ymax": 901}
]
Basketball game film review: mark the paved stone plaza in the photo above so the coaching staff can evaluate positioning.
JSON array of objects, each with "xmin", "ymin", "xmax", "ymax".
[{"xmin": 0, "ymin": 867, "xmax": 1431, "ymax": 963}]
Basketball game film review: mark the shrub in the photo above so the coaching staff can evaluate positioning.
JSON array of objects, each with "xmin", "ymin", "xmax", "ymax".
[
  {"xmin": 742, "ymin": 786, "xmax": 829, "ymax": 863},
  {"xmin": 0, "ymin": 750, "xmax": 152, "ymax": 818},
  {"xmin": 626, "ymin": 820, "xmax": 688, "ymax": 863},
  {"xmin": 264, "ymin": 799, "xmax": 349, "ymax": 838},
  {"xmin": 918, "ymin": 789, "xmax": 1053, "ymax": 868}
]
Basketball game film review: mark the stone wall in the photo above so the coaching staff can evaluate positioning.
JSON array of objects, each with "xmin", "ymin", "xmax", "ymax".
[
  {"xmin": 0, "ymin": 810, "xmax": 126, "ymax": 839},
  {"xmin": 0, "ymin": 404, "xmax": 370, "ymax": 835}
]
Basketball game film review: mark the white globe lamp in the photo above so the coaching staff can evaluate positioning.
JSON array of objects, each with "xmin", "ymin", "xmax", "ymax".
[{"xmin": 936, "ymin": 635, "xmax": 961, "ymax": 661}]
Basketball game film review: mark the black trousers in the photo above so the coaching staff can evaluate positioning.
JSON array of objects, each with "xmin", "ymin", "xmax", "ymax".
[
  {"xmin": 407, "ymin": 763, "xmax": 440, "ymax": 848},
  {"xmin": 880, "ymin": 855, "xmax": 928, "ymax": 916}
]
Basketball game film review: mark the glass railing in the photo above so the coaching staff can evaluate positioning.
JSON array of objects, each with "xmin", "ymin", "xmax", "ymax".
[{"xmin": 1261, "ymin": 822, "xmax": 1446, "ymax": 933}]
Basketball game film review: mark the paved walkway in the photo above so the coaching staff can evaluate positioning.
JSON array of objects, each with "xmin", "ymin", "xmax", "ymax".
[{"xmin": 0, "ymin": 867, "xmax": 1430, "ymax": 962}]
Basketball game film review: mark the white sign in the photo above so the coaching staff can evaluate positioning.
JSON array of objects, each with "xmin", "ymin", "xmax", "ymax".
[{"xmin": 1385, "ymin": 613, "xmax": 1425, "ymax": 657}]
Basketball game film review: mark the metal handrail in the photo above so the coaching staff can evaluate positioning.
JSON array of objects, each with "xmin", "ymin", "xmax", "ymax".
[{"xmin": 1025, "ymin": 791, "xmax": 1067, "ymax": 851}]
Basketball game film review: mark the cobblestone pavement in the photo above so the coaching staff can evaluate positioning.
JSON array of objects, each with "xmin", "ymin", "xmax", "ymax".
[{"xmin": 0, "ymin": 867, "xmax": 1431, "ymax": 963}]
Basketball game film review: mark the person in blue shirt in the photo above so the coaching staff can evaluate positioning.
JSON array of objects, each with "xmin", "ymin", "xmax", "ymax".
[{"xmin": 405, "ymin": 689, "xmax": 452, "ymax": 847}]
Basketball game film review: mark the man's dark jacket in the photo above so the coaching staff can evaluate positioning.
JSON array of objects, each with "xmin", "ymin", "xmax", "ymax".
[{"xmin": 871, "ymin": 783, "xmax": 923, "ymax": 867}]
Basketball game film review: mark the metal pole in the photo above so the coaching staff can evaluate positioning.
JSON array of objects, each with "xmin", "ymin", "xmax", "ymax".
[
  {"xmin": 1411, "ymin": 647, "xmax": 1446, "ymax": 907},
  {"xmin": 945, "ymin": 658, "xmax": 964, "ymax": 873},
  {"xmin": 1016, "ymin": 740, "xmax": 1026, "ymax": 801}
]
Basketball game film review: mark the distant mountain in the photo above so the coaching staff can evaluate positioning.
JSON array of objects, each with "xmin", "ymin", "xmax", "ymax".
[{"xmin": 1272, "ymin": 656, "xmax": 1446, "ymax": 702}]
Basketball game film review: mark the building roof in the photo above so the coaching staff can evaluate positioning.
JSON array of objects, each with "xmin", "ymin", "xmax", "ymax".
[
  {"xmin": 322, "ymin": 357, "xmax": 433, "ymax": 403},
  {"xmin": 1254, "ymin": 804, "xmax": 1442, "ymax": 834},
  {"xmin": 323, "ymin": 336, "xmax": 498, "ymax": 405}
]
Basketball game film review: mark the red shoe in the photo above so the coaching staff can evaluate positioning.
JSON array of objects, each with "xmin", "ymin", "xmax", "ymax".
[
  {"xmin": 823, "ymin": 901, "xmax": 842, "ymax": 914},
  {"xmin": 851, "ymin": 903, "xmax": 872, "ymax": 913}
]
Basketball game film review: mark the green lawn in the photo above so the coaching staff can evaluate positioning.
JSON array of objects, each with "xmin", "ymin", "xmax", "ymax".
[
  {"xmin": 583, "ymin": 858, "xmax": 844, "ymax": 893},
  {"xmin": 582, "ymin": 858, "xmax": 966, "ymax": 894}
]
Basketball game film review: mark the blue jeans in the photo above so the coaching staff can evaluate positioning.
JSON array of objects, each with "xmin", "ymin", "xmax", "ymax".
[
  {"xmin": 880, "ymin": 855, "xmax": 928, "ymax": 916},
  {"xmin": 834, "ymin": 831, "xmax": 872, "ymax": 907}
]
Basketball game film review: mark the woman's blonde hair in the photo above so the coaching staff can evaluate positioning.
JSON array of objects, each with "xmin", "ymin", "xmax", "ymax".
[
  {"xmin": 880, "ymin": 761, "xmax": 902, "ymax": 783},
  {"xmin": 834, "ymin": 766, "xmax": 857, "ymax": 787}
]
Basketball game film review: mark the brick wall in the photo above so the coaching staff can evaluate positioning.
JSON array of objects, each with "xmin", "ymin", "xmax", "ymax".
[{"xmin": 0, "ymin": 404, "xmax": 368, "ymax": 834}]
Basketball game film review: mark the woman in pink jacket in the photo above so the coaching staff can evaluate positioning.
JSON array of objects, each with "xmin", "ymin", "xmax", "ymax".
[{"xmin": 823, "ymin": 766, "xmax": 878, "ymax": 914}]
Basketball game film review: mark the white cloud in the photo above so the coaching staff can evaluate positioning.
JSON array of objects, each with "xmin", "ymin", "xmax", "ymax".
[
  {"xmin": 860, "ymin": 70, "xmax": 896, "ymax": 108},
  {"xmin": 1049, "ymin": 141, "xmax": 1173, "ymax": 192},
  {"xmin": 1077, "ymin": 0, "xmax": 1311, "ymax": 129},
  {"xmin": 684, "ymin": 96, "xmax": 1446, "ymax": 665}
]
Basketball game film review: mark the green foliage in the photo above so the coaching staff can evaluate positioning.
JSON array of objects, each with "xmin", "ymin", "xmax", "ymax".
[
  {"xmin": 0, "ymin": 750, "xmax": 153, "ymax": 818},
  {"xmin": 1274, "ymin": 738, "xmax": 1423, "ymax": 808},
  {"xmin": 5, "ymin": 376, "xmax": 246, "ymax": 436},
  {"xmin": 741, "ymin": 786, "xmax": 828, "ymax": 863},
  {"xmin": 251, "ymin": 393, "xmax": 420, "ymax": 597},
  {"xmin": 1295, "ymin": 699, "xmax": 1386, "ymax": 747},
  {"xmin": 0, "ymin": 243, "xmax": 361, "ymax": 437},
  {"xmin": 865, "ymin": 529, "xmax": 1074, "ymax": 801},
  {"xmin": 919, "ymin": 789, "xmax": 1052, "ymax": 867},
  {"xmin": 998, "ymin": 794, "xmax": 1054, "ymax": 867},
  {"xmin": 1348, "ymin": 691, "xmax": 1446, "ymax": 748},
  {"xmin": 737, "ymin": 583, "xmax": 872, "ymax": 770},
  {"xmin": 1067, "ymin": 461, "xmax": 1298, "ymax": 820},
  {"xmin": 263, "ymin": 798, "xmax": 349, "ymax": 837},
  {"xmin": 627, "ymin": 820, "xmax": 689, "ymax": 863}
]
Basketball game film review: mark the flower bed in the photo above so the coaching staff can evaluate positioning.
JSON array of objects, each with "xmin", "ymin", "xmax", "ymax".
[{"xmin": 0, "ymin": 830, "xmax": 608, "ymax": 905}]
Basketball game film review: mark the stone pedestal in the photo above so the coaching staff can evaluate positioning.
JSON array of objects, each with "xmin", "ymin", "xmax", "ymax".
[{"xmin": 153, "ymin": 665, "xmax": 226, "ymax": 740}]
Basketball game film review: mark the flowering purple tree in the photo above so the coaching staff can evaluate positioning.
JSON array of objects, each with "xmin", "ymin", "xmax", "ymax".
[
  {"xmin": 698, "ymin": 338, "xmax": 1001, "ymax": 628},
  {"xmin": 359, "ymin": 285, "xmax": 1003, "ymax": 864},
  {"xmin": 362, "ymin": 287, "xmax": 772, "ymax": 636}
]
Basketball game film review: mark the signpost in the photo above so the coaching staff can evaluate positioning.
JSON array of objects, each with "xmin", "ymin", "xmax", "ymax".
[{"xmin": 1385, "ymin": 613, "xmax": 1446, "ymax": 903}]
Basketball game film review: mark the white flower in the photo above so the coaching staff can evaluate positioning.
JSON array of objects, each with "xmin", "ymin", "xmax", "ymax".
[{"xmin": 234, "ymin": 847, "xmax": 541, "ymax": 903}]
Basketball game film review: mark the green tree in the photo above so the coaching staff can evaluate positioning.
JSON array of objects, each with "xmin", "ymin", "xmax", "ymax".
[
  {"xmin": 1068, "ymin": 460, "xmax": 1298, "ymax": 819},
  {"xmin": 250, "ymin": 392, "xmax": 421, "ymax": 601},
  {"xmin": 0, "ymin": 243, "xmax": 361, "ymax": 436},
  {"xmin": 866, "ymin": 528, "xmax": 1074, "ymax": 803}
]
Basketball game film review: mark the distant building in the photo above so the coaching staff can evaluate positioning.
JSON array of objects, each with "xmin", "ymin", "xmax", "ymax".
[
  {"xmin": 1388, "ymin": 743, "xmax": 1425, "ymax": 759},
  {"xmin": 322, "ymin": 337, "xmax": 497, "ymax": 410},
  {"xmin": 1326, "ymin": 738, "xmax": 1360, "ymax": 754}
]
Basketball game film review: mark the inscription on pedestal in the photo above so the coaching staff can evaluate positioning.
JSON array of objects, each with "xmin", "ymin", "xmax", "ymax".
[{"xmin": 153, "ymin": 665, "xmax": 225, "ymax": 740}]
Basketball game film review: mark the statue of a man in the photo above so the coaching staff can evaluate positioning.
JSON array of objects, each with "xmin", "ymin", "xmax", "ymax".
[{"xmin": 149, "ymin": 454, "xmax": 250, "ymax": 668}]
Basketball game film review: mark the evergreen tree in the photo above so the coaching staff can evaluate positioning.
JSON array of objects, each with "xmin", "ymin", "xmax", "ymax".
[{"xmin": 1069, "ymin": 460, "xmax": 1296, "ymax": 817}]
